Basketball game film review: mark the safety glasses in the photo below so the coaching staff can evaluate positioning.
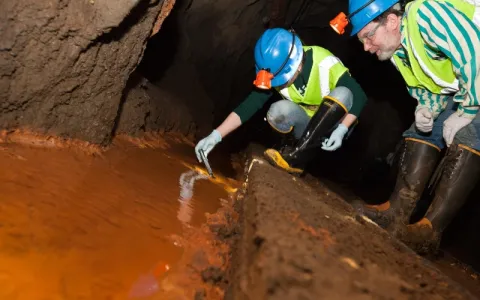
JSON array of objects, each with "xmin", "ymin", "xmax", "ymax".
[{"xmin": 358, "ymin": 21, "xmax": 383, "ymax": 44}]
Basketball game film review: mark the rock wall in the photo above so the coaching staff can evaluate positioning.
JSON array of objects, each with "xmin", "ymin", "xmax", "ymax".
[
  {"xmin": 0, "ymin": 0, "xmax": 167, "ymax": 144},
  {"xmin": 115, "ymin": 71, "xmax": 195, "ymax": 137}
]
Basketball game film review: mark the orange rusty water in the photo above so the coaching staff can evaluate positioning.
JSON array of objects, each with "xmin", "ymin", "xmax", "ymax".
[{"xmin": 0, "ymin": 138, "xmax": 235, "ymax": 299}]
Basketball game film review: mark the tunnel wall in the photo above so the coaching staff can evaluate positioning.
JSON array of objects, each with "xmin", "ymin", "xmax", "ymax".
[
  {"xmin": 137, "ymin": 0, "xmax": 269, "ymax": 137},
  {"xmin": 115, "ymin": 71, "xmax": 196, "ymax": 137},
  {"xmin": 0, "ymin": 0, "xmax": 167, "ymax": 144}
]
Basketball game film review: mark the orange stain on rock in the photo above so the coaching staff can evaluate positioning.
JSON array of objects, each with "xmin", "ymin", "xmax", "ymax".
[{"xmin": 286, "ymin": 211, "xmax": 336, "ymax": 250}]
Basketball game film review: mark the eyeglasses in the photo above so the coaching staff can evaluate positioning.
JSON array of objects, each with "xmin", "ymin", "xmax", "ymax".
[{"xmin": 358, "ymin": 22, "xmax": 383, "ymax": 44}]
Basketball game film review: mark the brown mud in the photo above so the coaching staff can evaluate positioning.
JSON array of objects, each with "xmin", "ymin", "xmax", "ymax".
[
  {"xmin": 434, "ymin": 253, "xmax": 480, "ymax": 298},
  {"xmin": 305, "ymin": 174, "xmax": 480, "ymax": 299},
  {"xmin": 0, "ymin": 132, "xmax": 239, "ymax": 299},
  {"xmin": 227, "ymin": 145, "xmax": 478, "ymax": 300}
]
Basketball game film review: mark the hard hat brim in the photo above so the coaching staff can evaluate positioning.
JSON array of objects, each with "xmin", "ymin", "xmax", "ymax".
[{"xmin": 349, "ymin": 0, "xmax": 400, "ymax": 36}]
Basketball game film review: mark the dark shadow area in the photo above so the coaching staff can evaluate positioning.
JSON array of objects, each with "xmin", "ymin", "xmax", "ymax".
[
  {"xmin": 112, "ymin": 72, "xmax": 144, "ymax": 136},
  {"xmin": 441, "ymin": 183, "xmax": 480, "ymax": 273},
  {"xmin": 137, "ymin": 1, "xmax": 182, "ymax": 83},
  {"xmin": 135, "ymin": 0, "xmax": 218, "ymax": 137},
  {"xmin": 111, "ymin": 0, "xmax": 182, "ymax": 136}
]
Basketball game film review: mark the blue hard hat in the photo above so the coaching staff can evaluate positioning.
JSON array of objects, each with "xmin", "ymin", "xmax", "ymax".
[
  {"xmin": 349, "ymin": 0, "xmax": 400, "ymax": 36},
  {"xmin": 254, "ymin": 28, "xmax": 303, "ymax": 88}
]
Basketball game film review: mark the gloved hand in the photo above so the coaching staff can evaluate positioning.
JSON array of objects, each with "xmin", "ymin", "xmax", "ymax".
[
  {"xmin": 443, "ymin": 113, "xmax": 473, "ymax": 147},
  {"xmin": 322, "ymin": 124, "xmax": 348, "ymax": 151},
  {"xmin": 195, "ymin": 129, "xmax": 222, "ymax": 162},
  {"xmin": 415, "ymin": 106, "xmax": 434, "ymax": 132}
]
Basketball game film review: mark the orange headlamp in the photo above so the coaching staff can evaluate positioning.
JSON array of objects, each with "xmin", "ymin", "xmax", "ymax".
[
  {"xmin": 330, "ymin": 12, "xmax": 349, "ymax": 35},
  {"xmin": 253, "ymin": 69, "xmax": 274, "ymax": 90}
]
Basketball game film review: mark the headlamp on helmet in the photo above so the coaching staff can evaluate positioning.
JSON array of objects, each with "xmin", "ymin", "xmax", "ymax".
[{"xmin": 330, "ymin": 0, "xmax": 376, "ymax": 35}]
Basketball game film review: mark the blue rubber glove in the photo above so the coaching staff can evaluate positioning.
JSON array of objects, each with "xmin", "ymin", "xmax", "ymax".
[
  {"xmin": 322, "ymin": 124, "xmax": 348, "ymax": 151},
  {"xmin": 195, "ymin": 129, "xmax": 222, "ymax": 162}
]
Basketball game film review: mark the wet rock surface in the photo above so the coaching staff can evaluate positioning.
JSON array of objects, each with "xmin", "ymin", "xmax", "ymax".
[
  {"xmin": 1, "ymin": 0, "xmax": 167, "ymax": 144},
  {"xmin": 115, "ymin": 72, "xmax": 196, "ymax": 137}
]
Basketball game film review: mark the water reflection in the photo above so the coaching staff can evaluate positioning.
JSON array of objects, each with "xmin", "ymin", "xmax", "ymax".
[
  {"xmin": 128, "ymin": 169, "xmax": 211, "ymax": 298},
  {"xmin": 128, "ymin": 261, "xmax": 170, "ymax": 298},
  {"xmin": 177, "ymin": 170, "xmax": 209, "ymax": 225}
]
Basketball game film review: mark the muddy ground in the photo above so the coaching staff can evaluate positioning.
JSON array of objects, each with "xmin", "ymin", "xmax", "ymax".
[{"xmin": 224, "ymin": 145, "xmax": 477, "ymax": 300}]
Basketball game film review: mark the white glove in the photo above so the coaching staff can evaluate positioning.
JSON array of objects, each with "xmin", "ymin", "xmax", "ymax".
[
  {"xmin": 443, "ymin": 113, "xmax": 473, "ymax": 147},
  {"xmin": 415, "ymin": 107, "xmax": 434, "ymax": 132},
  {"xmin": 322, "ymin": 124, "xmax": 348, "ymax": 151},
  {"xmin": 195, "ymin": 130, "xmax": 222, "ymax": 162}
]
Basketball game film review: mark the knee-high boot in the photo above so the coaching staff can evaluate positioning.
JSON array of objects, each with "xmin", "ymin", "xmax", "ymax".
[
  {"xmin": 405, "ymin": 144, "xmax": 480, "ymax": 254},
  {"xmin": 358, "ymin": 138, "xmax": 441, "ymax": 229},
  {"xmin": 264, "ymin": 88, "xmax": 351, "ymax": 174}
]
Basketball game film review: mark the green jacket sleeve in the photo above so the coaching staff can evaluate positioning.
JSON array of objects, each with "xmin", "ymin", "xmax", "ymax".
[
  {"xmin": 335, "ymin": 72, "xmax": 367, "ymax": 117},
  {"xmin": 233, "ymin": 89, "xmax": 272, "ymax": 123}
]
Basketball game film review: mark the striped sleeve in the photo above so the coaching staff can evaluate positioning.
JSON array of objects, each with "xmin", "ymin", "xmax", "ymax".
[
  {"xmin": 408, "ymin": 86, "xmax": 449, "ymax": 118},
  {"xmin": 416, "ymin": 0, "xmax": 480, "ymax": 119}
]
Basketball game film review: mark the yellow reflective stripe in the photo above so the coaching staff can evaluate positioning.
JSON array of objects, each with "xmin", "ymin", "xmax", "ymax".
[
  {"xmin": 459, "ymin": 144, "xmax": 480, "ymax": 156},
  {"xmin": 405, "ymin": 137, "xmax": 441, "ymax": 152},
  {"xmin": 407, "ymin": 33, "xmax": 459, "ymax": 92},
  {"xmin": 324, "ymin": 95, "xmax": 348, "ymax": 113}
]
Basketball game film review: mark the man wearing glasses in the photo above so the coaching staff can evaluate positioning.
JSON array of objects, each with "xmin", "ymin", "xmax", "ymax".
[{"xmin": 330, "ymin": 0, "xmax": 480, "ymax": 254}]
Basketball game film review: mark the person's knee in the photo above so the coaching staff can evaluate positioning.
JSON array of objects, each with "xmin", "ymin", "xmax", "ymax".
[
  {"xmin": 403, "ymin": 123, "xmax": 446, "ymax": 150},
  {"xmin": 267, "ymin": 100, "xmax": 300, "ymax": 134},
  {"xmin": 453, "ymin": 122, "xmax": 480, "ymax": 150},
  {"xmin": 267, "ymin": 100, "xmax": 297, "ymax": 123},
  {"xmin": 328, "ymin": 86, "xmax": 353, "ymax": 111}
]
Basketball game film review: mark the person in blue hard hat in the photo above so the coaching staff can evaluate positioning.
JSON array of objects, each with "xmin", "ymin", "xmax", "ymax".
[
  {"xmin": 331, "ymin": 0, "xmax": 480, "ymax": 254},
  {"xmin": 194, "ymin": 27, "xmax": 368, "ymax": 175}
]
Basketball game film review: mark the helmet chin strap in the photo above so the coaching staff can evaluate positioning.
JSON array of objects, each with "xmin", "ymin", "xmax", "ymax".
[{"xmin": 272, "ymin": 32, "xmax": 296, "ymax": 77}]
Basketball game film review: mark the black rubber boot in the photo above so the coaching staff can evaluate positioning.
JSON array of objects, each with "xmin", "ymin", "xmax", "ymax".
[
  {"xmin": 268, "ymin": 128, "xmax": 297, "ymax": 153},
  {"xmin": 264, "ymin": 93, "xmax": 349, "ymax": 174},
  {"xmin": 359, "ymin": 138, "xmax": 441, "ymax": 229},
  {"xmin": 404, "ymin": 144, "xmax": 480, "ymax": 254},
  {"xmin": 389, "ymin": 138, "xmax": 442, "ymax": 226},
  {"xmin": 356, "ymin": 201, "xmax": 395, "ymax": 229}
]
